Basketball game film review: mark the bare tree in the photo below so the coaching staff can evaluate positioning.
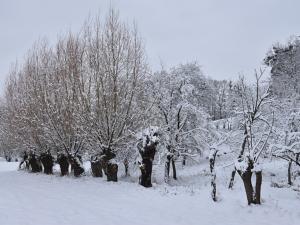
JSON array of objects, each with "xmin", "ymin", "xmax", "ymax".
[
  {"xmin": 229, "ymin": 70, "xmax": 273, "ymax": 205},
  {"xmin": 84, "ymin": 8, "xmax": 148, "ymax": 181}
]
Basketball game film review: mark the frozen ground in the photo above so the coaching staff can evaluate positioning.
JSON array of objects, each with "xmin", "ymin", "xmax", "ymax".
[{"xmin": 0, "ymin": 158, "xmax": 299, "ymax": 225}]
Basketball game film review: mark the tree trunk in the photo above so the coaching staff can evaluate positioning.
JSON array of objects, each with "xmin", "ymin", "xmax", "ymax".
[
  {"xmin": 139, "ymin": 159, "xmax": 152, "ymax": 187},
  {"xmin": 124, "ymin": 158, "xmax": 129, "ymax": 176},
  {"xmin": 57, "ymin": 154, "xmax": 69, "ymax": 176},
  {"xmin": 211, "ymin": 173, "xmax": 217, "ymax": 202},
  {"xmin": 209, "ymin": 151, "xmax": 217, "ymax": 202},
  {"xmin": 91, "ymin": 159, "xmax": 103, "ymax": 177},
  {"xmin": 182, "ymin": 155, "xmax": 186, "ymax": 166},
  {"xmin": 255, "ymin": 171, "xmax": 262, "ymax": 204},
  {"xmin": 238, "ymin": 164, "xmax": 263, "ymax": 205},
  {"xmin": 106, "ymin": 162, "xmax": 118, "ymax": 182},
  {"xmin": 100, "ymin": 149, "xmax": 118, "ymax": 182},
  {"xmin": 138, "ymin": 140, "xmax": 157, "ymax": 188},
  {"xmin": 171, "ymin": 159, "xmax": 177, "ymax": 180},
  {"xmin": 19, "ymin": 152, "xmax": 29, "ymax": 170},
  {"xmin": 28, "ymin": 153, "xmax": 42, "ymax": 173},
  {"xmin": 239, "ymin": 170, "xmax": 254, "ymax": 205},
  {"xmin": 164, "ymin": 155, "xmax": 171, "ymax": 183},
  {"xmin": 288, "ymin": 160, "xmax": 292, "ymax": 185},
  {"xmin": 69, "ymin": 155, "xmax": 84, "ymax": 177},
  {"xmin": 40, "ymin": 152, "xmax": 54, "ymax": 175},
  {"xmin": 228, "ymin": 169, "xmax": 236, "ymax": 189}
]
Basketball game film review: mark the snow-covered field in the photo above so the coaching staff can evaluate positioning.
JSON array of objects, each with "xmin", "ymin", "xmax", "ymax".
[{"xmin": 0, "ymin": 159, "xmax": 299, "ymax": 225}]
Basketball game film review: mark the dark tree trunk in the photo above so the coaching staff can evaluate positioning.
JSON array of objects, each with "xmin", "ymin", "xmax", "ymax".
[
  {"xmin": 138, "ymin": 140, "xmax": 157, "ymax": 188},
  {"xmin": 288, "ymin": 160, "xmax": 292, "ymax": 185},
  {"xmin": 211, "ymin": 173, "xmax": 217, "ymax": 201},
  {"xmin": 69, "ymin": 155, "xmax": 84, "ymax": 177},
  {"xmin": 139, "ymin": 158, "xmax": 153, "ymax": 187},
  {"xmin": 19, "ymin": 152, "xmax": 29, "ymax": 170},
  {"xmin": 40, "ymin": 152, "xmax": 54, "ymax": 175},
  {"xmin": 57, "ymin": 154, "xmax": 69, "ymax": 176},
  {"xmin": 171, "ymin": 159, "xmax": 177, "ymax": 180},
  {"xmin": 228, "ymin": 169, "xmax": 236, "ymax": 189},
  {"xmin": 240, "ymin": 170, "xmax": 254, "ymax": 205},
  {"xmin": 164, "ymin": 155, "xmax": 171, "ymax": 182},
  {"xmin": 182, "ymin": 155, "xmax": 186, "ymax": 166},
  {"xmin": 255, "ymin": 171, "xmax": 262, "ymax": 204},
  {"xmin": 124, "ymin": 159, "xmax": 129, "ymax": 176},
  {"xmin": 73, "ymin": 165, "xmax": 84, "ymax": 177},
  {"xmin": 28, "ymin": 153, "xmax": 42, "ymax": 173},
  {"xmin": 100, "ymin": 149, "xmax": 118, "ymax": 182},
  {"xmin": 5, "ymin": 155, "xmax": 11, "ymax": 162},
  {"xmin": 91, "ymin": 158, "xmax": 103, "ymax": 177},
  {"xmin": 209, "ymin": 150, "xmax": 218, "ymax": 202},
  {"xmin": 106, "ymin": 162, "xmax": 118, "ymax": 182},
  {"xmin": 238, "ymin": 163, "xmax": 263, "ymax": 205}
]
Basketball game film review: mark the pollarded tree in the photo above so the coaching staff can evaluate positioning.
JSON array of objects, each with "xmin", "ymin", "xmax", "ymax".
[
  {"xmin": 84, "ymin": 8, "xmax": 149, "ymax": 181},
  {"xmin": 136, "ymin": 126, "xmax": 159, "ymax": 187},
  {"xmin": 3, "ymin": 35, "xmax": 88, "ymax": 176},
  {"xmin": 39, "ymin": 34, "xmax": 88, "ymax": 176},
  {"xmin": 4, "ymin": 54, "xmax": 48, "ymax": 172}
]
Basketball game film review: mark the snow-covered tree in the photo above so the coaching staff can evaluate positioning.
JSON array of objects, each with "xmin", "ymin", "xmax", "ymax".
[
  {"xmin": 270, "ymin": 109, "xmax": 300, "ymax": 185},
  {"xmin": 83, "ymin": 8, "xmax": 149, "ymax": 181},
  {"xmin": 148, "ymin": 63, "xmax": 210, "ymax": 182},
  {"xmin": 228, "ymin": 70, "xmax": 273, "ymax": 205},
  {"xmin": 264, "ymin": 37, "xmax": 300, "ymax": 98}
]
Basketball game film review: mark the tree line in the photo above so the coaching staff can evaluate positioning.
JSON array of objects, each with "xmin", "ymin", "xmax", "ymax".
[{"xmin": 0, "ymin": 8, "xmax": 299, "ymax": 205}]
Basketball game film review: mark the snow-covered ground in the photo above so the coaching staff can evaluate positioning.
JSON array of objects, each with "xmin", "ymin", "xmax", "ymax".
[{"xmin": 0, "ymin": 159, "xmax": 299, "ymax": 225}]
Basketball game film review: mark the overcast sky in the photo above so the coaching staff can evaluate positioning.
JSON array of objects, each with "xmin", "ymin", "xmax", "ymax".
[{"xmin": 1, "ymin": 0, "xmax": 300, "ymax": 93}]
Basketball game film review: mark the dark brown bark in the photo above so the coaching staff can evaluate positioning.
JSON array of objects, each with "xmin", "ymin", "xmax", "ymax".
[
  {"xmin": 139, "ymin": 159, "xmax": 153, "ymax": 187},
  {"xmin": 171, "ymin": 159, "xmax": 177, "ymax": 180},
  {"xmin": 182, "ymin": 155, "xmax": 186, "ymax": 166},
  {"xmin": 40, "ymin": 152, "xmax": 54, "ymax": 174},
  {"xmin": 124, "ymin": 158, "xmax": 129, "ymax": 176},
  {"xmin": 91, "ymin": 157, "xmax": 103, "ymax": 177},
  {"xmin": 68, "ymin": 155, "xmax": 84, "ymax": 177},
  {"xmin": 19, "ymin": 151, "xmax": 29, "ymax": 170},
  {"xmin": 238, "ymin": 163, "xmax": 262, "ymax": 205},
  {"xmin": 101, "ymin": 148, "xmax": 118, "ymax": 182},
  {"xmin": 28, "ymin": 153, "xmax": 42, "ymax": 173},
  {"xmin": 209, "ymin": 151, "xmax": 217, "ymax": 202},
  {"xmin": 139, "ymin": 141, "xmax": 157, "ymax": 187},
  {"xmin": 106, "ymin": 162, "xmax": 118, "ymax": 182},
  {"xmin": 228, "ymin": 169, "xmax": 236, "ymax": 189},
  {"xmin": 240, "ymin": 170, "xmax": 254, "ymax": 205},
  {"xmin": 165, "ymin": 155, "xmax": 171, "ymax": 182},
  {"xmin": 57, "ymin": 153, "xmax": 69, "ymax": 176},
  {"xmin": 255, "ymin": 171, "xmax": 262, "ymax": 204},
  {"xmin": 288, "ymin": 160, "xmax": 292, "ymax": 185}
]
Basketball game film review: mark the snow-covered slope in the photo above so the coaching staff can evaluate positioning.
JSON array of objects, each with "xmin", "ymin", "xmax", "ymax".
[{"xmin": 0, "ymin": 160, "xmax": 299, "ymax": 225}]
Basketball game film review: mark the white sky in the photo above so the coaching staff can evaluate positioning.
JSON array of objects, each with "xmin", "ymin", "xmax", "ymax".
[{"xmin": 1, "ymin": 0, "xmax": 300, "ymax": 93}]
